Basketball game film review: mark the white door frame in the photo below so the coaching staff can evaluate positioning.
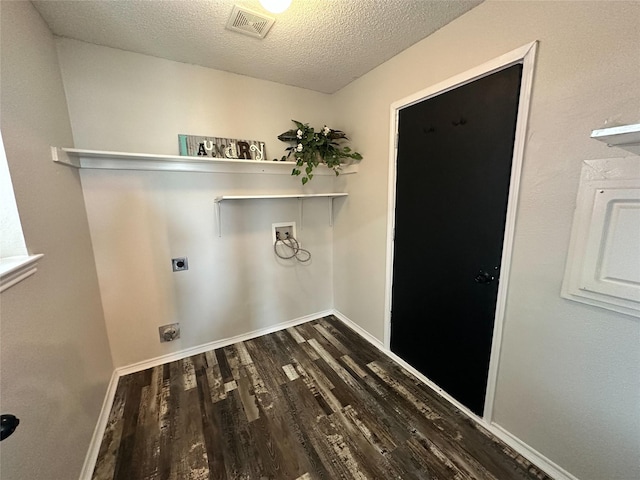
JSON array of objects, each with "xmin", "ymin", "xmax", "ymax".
[{"xmin": 383, "ymin": 41, "xmax": 538, "ymax": 422}]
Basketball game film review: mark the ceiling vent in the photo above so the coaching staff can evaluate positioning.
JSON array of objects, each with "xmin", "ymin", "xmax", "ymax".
[{"xmin": 226, "ymin": 5, "xmax": 275, "ymax": 39}]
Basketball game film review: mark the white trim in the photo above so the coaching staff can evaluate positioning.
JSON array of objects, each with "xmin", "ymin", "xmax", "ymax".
[
  {"xmin": 0, "ymin": 254, "xmax": 44, "ymax": 293},
  {"xmin": 383, "ymin": 107, "xmax": 399, "ymax": 349},
  {"xmin": 383, "ymin": 41, "xmax": 538, "ymax": 423},
  {"xmin": 78, "ymin": 370, "xmax": 120, "ymax": 480},
  {"xmin": 484, "ymin": 41, "xmax": 538, "ymax": 421},
  {"xmin": 490, "ymin": 423, "xmax": 580, "ymax": 480},
  {"xmin": 332, "ymin": 309, "xmax": 578, "ymax": 480},
  {"xmin": 331, "ymin": 309, "xmax": 385, "ymax": 350},
  {"xmin": 389, "ymin": 42, "xmax": 537, "ymax": 112},
  {"xmin": 334, "ymin": 310, "xmax": 479, "ymax": 417},
  {"xmin": 117, "ymin": 309, "xmax": 333, "ymax": 376}
]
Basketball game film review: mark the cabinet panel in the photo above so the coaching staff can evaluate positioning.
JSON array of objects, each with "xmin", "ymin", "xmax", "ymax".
[
  {"xmin": 562, "ymin": 157, "xmax": 640, "ymax": 317},
  {"xmin": 580, "ymin": 189, "xmax": 640, "ymax": 301}
]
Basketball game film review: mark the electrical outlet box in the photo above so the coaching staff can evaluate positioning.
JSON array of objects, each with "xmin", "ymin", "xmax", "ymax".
[
  {"xmin": 159, "ymin": 323, "xmax": 180, "ymax": 342},
  {"xmin": 172, "ymin": 257, "xmax": 188, "ymax": 272},
  {"xmin": 272, "ymin": 222, "xmax": 297, "ymax": 243}
]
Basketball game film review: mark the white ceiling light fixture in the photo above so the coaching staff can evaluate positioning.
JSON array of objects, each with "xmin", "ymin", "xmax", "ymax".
[{"xmin": 259, "ymin": 0, "xmax": 292, "ymax": 14}]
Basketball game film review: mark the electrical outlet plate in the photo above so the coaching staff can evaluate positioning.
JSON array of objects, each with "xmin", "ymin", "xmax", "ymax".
[
  {"xmin": 159, "ymin": 323, "xmax": 180, "ymax": 342},
  {"xmin": 272, "ymin": 222, "xmax": 296, "ymax": 243},
  {"xmin": 172, "ymin": 257, "xmax": 188, "ymax": 272}
]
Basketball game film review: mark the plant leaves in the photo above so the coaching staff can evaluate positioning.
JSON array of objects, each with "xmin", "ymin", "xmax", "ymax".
[
  {"xmin": 279, "ymin": 120, "xmax": 363, "ymax": 184},
  {"xmin": 278, "ymin": 129, "xmax": 298, "ymax": 142}
]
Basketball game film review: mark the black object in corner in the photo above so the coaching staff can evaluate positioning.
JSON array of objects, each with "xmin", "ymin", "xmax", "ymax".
[{"xmin": 0, "ymin": 414, "xmax": 20, "ymax": 441}]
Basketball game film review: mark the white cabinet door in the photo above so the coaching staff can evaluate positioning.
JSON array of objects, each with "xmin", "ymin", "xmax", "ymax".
[{"xmin": 562, "ymin": 157, "xmax": 640, "ymax": 317}]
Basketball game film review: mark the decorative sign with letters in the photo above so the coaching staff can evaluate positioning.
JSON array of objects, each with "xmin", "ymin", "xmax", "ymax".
[{"xmin": 178, "ymin": 134, "xmax": 266, "ymax": 161}]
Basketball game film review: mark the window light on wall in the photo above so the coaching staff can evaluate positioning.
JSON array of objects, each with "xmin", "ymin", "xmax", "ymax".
[{"xmin": 0, "ymin": 131, "xmax": 43, "ymax": 292}]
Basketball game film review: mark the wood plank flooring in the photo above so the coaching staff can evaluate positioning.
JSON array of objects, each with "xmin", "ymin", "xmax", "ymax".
[{"xmin": 92, "ymin": 315, "xmax": 552, "ymax": 480}]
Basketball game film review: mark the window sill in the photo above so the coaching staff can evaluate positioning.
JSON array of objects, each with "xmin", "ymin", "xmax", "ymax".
[{"xmin": 0, "ymin": 254, "xmax": 44, "ymax": 293}]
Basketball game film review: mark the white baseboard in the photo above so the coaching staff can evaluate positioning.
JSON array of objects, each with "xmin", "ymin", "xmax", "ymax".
[
  {"xmin": 332, "ymin": 310, "xmax": 482, "ymax": 420},
  {"xmin": 80, "ymin": 309, "xmax": 333, "ymax": 480},
  {"xmin": 330, "ymin": 309, "xmax": 385, "ymax": 349},
  {"xmin": 331, "ymin": 309, "xmax": 578, "ymax": 480},
  {"xmin": 490, "ymin": 423, "xmax": 580, "ymax": 480},
  {"xmin": 78, "ymin": 369, "xmax": 120, "ymax": 480},
  {"xmin": 117, "ymin": 309, "xmax": 333, "ymax": 376}
]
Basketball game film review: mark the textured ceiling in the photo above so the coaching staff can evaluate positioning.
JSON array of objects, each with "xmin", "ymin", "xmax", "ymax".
[{"xmin": 32, "ymin": 0, "xmax": 481, "ymax": 94}]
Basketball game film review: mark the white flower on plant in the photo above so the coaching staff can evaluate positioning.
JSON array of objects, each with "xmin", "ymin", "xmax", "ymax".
[
  {"xmin": 296, "ymin": 129, "xmax": 303, "ymax": 139},
  {"xmin": 296, "ymin": 143, "xmax": 303, "ymax": 152},
  {"xmin": 322, "ymin": 125, "xmax": 330, "ymax": 136}
]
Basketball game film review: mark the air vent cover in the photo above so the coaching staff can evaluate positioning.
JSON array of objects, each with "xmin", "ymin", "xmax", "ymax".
[{"xmin": 226, "ymin": 5, "xmax": 275, "ymax": 39}]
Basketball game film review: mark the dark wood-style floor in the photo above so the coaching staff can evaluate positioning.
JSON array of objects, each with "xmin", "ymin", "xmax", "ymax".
[{"xmin": 92, "ymin": 315, "xmax": 552, "ymax": 480}]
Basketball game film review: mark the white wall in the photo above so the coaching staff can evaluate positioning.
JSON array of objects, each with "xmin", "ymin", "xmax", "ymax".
[
  {"xmin": 332, "ymin": 1, "xmax": 640, "ymax": 479},
  {"xmin": 0, "ymin": 3, "xmax": 113, "ymax": 479},
  {"xmin": 56, "ymin": 40, "xmax": 339, "ymax": 367}
]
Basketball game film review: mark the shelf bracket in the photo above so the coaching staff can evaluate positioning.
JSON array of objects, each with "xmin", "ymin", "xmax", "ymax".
[
  {"xmin": 215, "ymin": 201, "xmax": 221, "ymax": 237},
  {"xmin": 299, "ymin": 198, "xmax": 304, "ymax": 230},
  {"xmin": 329, "ymin": 197, "xmax": 335, "ymax": 227}
]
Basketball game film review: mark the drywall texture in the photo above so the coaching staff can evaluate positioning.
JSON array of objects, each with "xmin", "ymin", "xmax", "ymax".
[
  {"xmin": 0, "ymin": 3, "xmax": 113, "ymax": 480},
  {"xmin": 332, "ymin": 1, "xmax": 640, "ymax": 479},
  {"xmin": 56, "ymin": 40, "xmax": 339, "ymax": 367}
]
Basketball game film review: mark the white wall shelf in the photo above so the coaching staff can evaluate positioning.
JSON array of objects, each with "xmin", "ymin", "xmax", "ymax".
[
  {"xmin": 214, "ymin": 193, "xmax": 348, "ymax": 236},
  {"xmin": 0, "ymin": 254, "xmax": 44, "ymax": 293},
  {"xmin": 591, "ymin": 124, "xmax": 640, "ymax": 155},
  {"xmin": 51, "ymin": 147, "xmax": 359, "ymax": 176},
  {"xmin": 214, "ymin": 193, "xmax": 348, "ymax": 202}
]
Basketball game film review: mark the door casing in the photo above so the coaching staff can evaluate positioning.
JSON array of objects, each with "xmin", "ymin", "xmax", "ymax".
[{"xmin": 383, "ymin": 42, "xmax": 538, "ymax": 422}]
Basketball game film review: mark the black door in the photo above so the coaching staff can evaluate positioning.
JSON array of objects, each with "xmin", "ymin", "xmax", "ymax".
[{"xmin": 390, "ymin": 64, "xmax": 522, "ymax": 416}]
